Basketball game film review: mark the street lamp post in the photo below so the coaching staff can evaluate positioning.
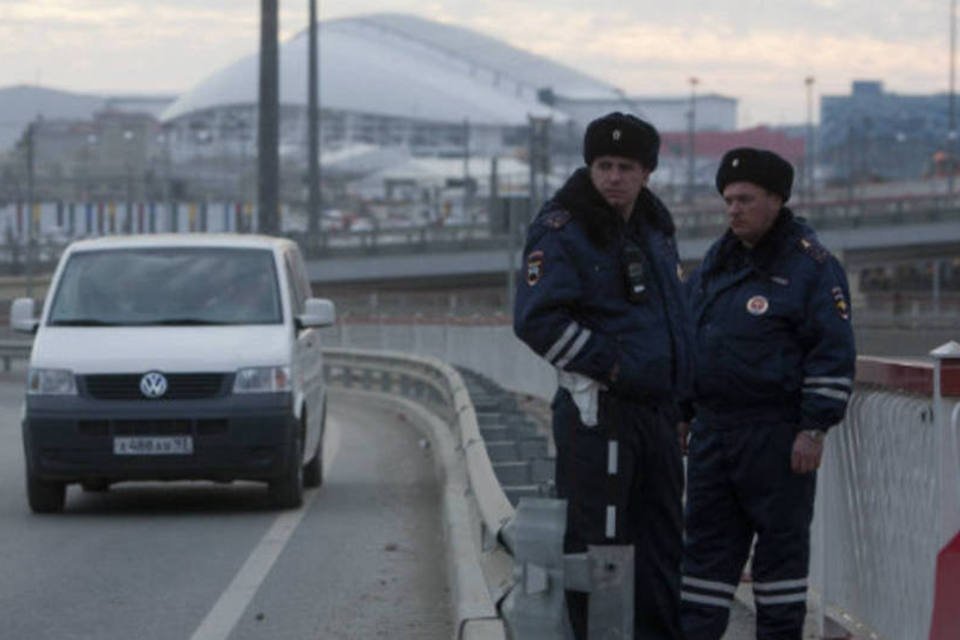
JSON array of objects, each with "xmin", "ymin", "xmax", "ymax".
[
  {"xmin": 258, "ymin": 0, "xmax": 280, "ymax": 234},
  {"xmin": 805, "ymin": 76, "xmax": 816, "ymax": 203},
  {"xmin": 686, "ymin": 76, "xmax": 699, "ymax": 204},
  {"xmin": 950, "ymin": 0, "xmax": 957, "ymax": 196},
  {"xmin": 24, "ymin": 120, "xmax": 35, "ymax": 298},
  {"xmin": 307, "ymin": 0, "xmax": 321, "ymax": 245}
]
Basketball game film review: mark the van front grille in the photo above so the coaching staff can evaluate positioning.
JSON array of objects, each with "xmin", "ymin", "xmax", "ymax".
[{"xmin": 82, "ymin": 373, "xmax": 228, "ymax": 400}]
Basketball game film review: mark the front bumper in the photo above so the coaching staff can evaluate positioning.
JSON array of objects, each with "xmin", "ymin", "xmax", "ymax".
[{"xmin": 23, "ymin": 392, "xmax": 298, "ymax": 484}]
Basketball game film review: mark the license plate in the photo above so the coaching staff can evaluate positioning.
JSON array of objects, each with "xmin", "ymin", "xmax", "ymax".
[{"xmin": 113, "ymin": 436, "xmax": 194, "ymax": 456}]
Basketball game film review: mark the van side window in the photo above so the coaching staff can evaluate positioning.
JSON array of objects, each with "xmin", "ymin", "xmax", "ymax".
[
  {"xmin": 291, "ymin": 249, "xmax": 313, "ymax": 299},
  {"xmin": 284, "ymin": 253, "xmax": 306, "ymax": 315}
]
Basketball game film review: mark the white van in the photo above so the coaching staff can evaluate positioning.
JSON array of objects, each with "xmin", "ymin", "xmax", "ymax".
[{"xmin": 10, "ymin": 234, "xmax": 336, "ymax": 513}]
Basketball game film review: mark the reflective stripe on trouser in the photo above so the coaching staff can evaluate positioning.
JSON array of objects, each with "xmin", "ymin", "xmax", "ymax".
[
  {"xmin": 681, "ymin": 423, "xmax": 816, "ymax": 640},
  {"xmin": 552, "ymin": 390, "xmax": 684, "ymax": 640}
]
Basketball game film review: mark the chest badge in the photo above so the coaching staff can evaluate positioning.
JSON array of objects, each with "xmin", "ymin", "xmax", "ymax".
[
  {"xmin": 746, "ymin": 295, "xmax": 769, "ymax": 316},
  {"xmin": 526, "ymin": 250, "xmax": 544, "ymax": 286}
]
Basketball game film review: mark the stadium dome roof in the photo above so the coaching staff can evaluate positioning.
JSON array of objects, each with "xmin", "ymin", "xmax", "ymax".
[{"xmin": 161, "ymin": 13, "xmax": 624, "ymax": 126}]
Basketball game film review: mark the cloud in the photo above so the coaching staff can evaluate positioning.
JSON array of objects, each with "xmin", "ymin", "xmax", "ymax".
[
  {"xmin": 454, "ymin": 7, "xmax": 946, "ymax": 122},
  {"xmin": 0, "ymin": 0, "xmax": 950, "ymax": 124}
]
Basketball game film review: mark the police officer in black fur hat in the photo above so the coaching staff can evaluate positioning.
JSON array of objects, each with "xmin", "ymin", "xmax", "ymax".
[
  {"xmin": 514, "ymin": 112, "xmax": 693, "ymax": 639},
  {"xmin": 680, "ymin": 147, "xmax": 856, "ymax": 639}
]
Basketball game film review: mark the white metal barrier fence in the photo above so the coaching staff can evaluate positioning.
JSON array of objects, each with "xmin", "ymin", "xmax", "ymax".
[{"xmin": 812, "ymin": 346, "xmax": 960, "ymax": 639}]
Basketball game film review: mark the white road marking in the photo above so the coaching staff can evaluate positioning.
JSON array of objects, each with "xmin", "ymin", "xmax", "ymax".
[{"xmin": 189, "ymin": 416, "xmax": 342, "ymax": 640}]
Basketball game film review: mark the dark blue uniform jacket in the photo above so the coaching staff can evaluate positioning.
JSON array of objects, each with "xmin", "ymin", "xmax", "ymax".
[
  {"xmin": 686, "ymin": 209, "xmax": 856, "ymax": 431},
  {"xmin": 514, "ymin": 168, "xmax": 693, "ymax": 402}
]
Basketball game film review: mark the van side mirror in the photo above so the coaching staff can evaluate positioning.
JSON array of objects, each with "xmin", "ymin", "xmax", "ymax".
[
  {"xmin": 10, "ymin": 298, "xmax": 39, "ymax": 334},
  {"xmin": 297, "ymin": 298, "xmax": 336, "ymax": 329}
]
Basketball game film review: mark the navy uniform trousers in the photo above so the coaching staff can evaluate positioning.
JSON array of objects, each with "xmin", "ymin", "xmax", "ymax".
[
  {"xmin": 681, "ymin": 421, "xmax": 816, "ymax": 640},
  {"xmin": 553, "ymin": 389, "xmax": 684, "ymax": 640}
]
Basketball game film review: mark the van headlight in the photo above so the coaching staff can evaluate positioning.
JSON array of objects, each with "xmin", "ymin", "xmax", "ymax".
[
  {"xmin": 27, "ymin": 368, "xmax": 78, "ymax": 395},
  {"xmin": 233, "ymin": 366, "xmax": 291, "ymax": 393}
]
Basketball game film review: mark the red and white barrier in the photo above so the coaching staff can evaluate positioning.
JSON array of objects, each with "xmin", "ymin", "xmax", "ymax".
[{"xmin": 929, "ymin": 343, "xmax": 960, "ymax": 640}]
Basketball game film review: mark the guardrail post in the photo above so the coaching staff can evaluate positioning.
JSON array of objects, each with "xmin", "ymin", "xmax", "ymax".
[
  {"xmin": 500, "ymin": 498, "xmax": 568, "ymax": 638},
  {"xmin": 500, "ymin": 497, "xmax": 634, "ymax": 639},
  {"xmin": 567, "ymin": 546, "xmax": 634, "ymax": 638}
]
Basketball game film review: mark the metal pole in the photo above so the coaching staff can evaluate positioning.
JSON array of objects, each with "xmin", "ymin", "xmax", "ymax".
[
  {"xmin": 462, "ymin": 118, "xmax": 471, "ymax": 223},
  {"xmin": 539, "ymin": 119, "xmax": 551, "ymax": 207},
  {"xmin": 950, "ymin": 0, "xmax": 956, "ymax": 196},
  {"xmin": 805, "ymin": 76, "xmax": 816, "ymax": 203},
  {"xmin": 258, "ymin": 0, "xmax": 280, "ymax": 235},
  {"xmin": 528, "ymin": 116, "xmax": 538, "ymax": 224},
  {"xmin": 163, "ymin": 129, "xmax": 172, "ymax": 234},
  {"xmin": 686, "ymin": 77, "xmax": 699, "ymax": 204},
  {"xmin": 307, "ymin": 0, "xmax": 321, "ymax": 244},
  {"xmin": 25, "ymin": 121, "xmax": 34, "ymax": 299},
  {"xmin": 933, "ymin": 258, "xmax": 942, "ymax": 315}
]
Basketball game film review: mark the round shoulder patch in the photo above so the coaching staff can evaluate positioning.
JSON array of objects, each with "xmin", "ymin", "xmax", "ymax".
[{"xmin": 746, "ymin": 295, "xmax": 769, "ymax": 316}]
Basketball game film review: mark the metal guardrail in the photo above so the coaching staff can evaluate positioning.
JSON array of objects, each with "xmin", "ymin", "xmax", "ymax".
[
  {"xmin": 0, "ymin": 338, "xmax": 31, "ymax": 372},
  {"xmin": 322, "ymin": 347, "xmax": 636, "ymax": 639}
]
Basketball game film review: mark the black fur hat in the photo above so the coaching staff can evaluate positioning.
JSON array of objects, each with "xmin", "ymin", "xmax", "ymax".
[
  {"xmin": 715, "ymin": 147, "xmax": 794, "ymax": 203},
  {"xmin": 582, "ymin": 112, "xmax": 660, "ymax": 171}
]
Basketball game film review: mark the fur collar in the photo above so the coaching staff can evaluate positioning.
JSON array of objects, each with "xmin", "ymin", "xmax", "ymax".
[{"xmin": 551, "ymin": 167, "xmax": 675, "ymax": 247}]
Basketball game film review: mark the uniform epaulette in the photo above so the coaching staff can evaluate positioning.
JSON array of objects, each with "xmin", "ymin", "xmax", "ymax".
[
  {"xmin": 538, "ymin": 208, "xmax": 572, "ymax": 230},
  {"xmin": 798, "ymin": 236, "xmax": 828, "ymax": 264}
]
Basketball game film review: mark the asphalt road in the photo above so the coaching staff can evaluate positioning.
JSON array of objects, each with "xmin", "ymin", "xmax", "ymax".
[{"xmin": 0, "ymin": 375, "xmax": 451, "ymax": 640}]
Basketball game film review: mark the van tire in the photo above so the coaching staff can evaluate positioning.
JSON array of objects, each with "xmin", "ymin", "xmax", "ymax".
[
  {"xmin": 268, "ymin": 431, "xmax": 303, "ymax": 509},
  {"xmin": 303, "ymin": 407, "xmax": 325, "ymax": 488},
  {"xmin": 27, "ymin": 470, "xmax": 66, "ymax": 513},
  {"xmin": 303, "ymin": 443, "xmax": 323, "ymax": 488}
]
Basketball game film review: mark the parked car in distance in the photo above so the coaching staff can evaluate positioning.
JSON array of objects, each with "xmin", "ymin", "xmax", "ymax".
[{"xmin": 11, "ymin": 234, "xmax": 336, "ymax": 513}]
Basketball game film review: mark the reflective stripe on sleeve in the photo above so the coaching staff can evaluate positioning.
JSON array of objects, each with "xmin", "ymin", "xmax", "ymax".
[
  {"xmin": 555, "ymin": 328, "xmax": 592, "ymax": 369},
  {"xmin": 544, "ymin": 322, "xmax": 579, "ymax": 364},
  {"xmin": 803, "ymin": 376, "xmax": 852, "ymax": 389},
  {"xmin": 803, "ymin": 387, "xmax": 850, "ymax": 401}
]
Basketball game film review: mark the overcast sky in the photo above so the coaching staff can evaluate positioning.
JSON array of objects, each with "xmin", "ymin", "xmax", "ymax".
[{"xmin": 0, "ymin": 0, "xmax": 952, "ymax": 126}]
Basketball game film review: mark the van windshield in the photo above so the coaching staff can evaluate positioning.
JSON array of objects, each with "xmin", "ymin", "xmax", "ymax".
[{"xmin": 47, "ymin": 248, "xmax": 283, "ymax": 326}]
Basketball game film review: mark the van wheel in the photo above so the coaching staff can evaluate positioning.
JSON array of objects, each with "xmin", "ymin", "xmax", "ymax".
[
  {"xmin": 268, "ymin": 432, "xmax": 303, "ymax": 509},
  {"xmin": 303, "ymin": 409, "xmax": 324, "ymax": 488},
  {"xmin": 303, "ymin": 442, "xmax": 323, "ymax": 488},
  {"xmin": 27, "ymin": 470, "xmax": 66, "ymax": 513}
]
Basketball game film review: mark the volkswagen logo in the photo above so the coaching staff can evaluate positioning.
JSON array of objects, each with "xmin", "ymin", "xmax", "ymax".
[{"xmin": 140, "ymin": 372, "xmax": 168, "ymax": 399}]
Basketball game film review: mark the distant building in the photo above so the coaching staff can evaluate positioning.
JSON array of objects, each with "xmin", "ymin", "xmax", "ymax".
[
  {"xmin": 819, "ymin": 80, "xmax": 952, "ymax": 183},
  {"xmin": 655, "ymin": 126, "xmax": 805, "ymax": 201},
  {"xmin": 160, "ymin": 14, "xmax": 737, "ymax": 179},
  {"xmin": 0, "ymin": 111, "xmax": 161, "ymax": 203},
  {"xmin": 3, "ymin": 14, "xmax": 740, "ymax": 206}
]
